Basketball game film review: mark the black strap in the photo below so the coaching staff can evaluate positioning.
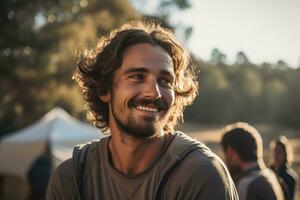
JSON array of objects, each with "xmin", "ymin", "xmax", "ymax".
[
  {"xmin": 155, "ymin": 146, "xmax": 200, "ymax": 200},
  {"xmin": 72, "ymin": 145, "xmax": 90, "ymax": 200}
]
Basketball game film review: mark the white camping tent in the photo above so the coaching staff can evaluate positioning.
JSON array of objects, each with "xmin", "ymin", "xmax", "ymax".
[{"xmin": 0, "ymin": 107, "xmax": 104, "ymax": 179}]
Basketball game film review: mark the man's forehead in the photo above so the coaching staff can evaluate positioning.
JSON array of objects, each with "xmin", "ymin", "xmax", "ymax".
[{"xmin": 119, "ymin": 43, "xmax": 174, "ymax": 75}]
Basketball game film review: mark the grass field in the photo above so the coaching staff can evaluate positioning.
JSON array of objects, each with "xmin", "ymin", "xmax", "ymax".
[{"xmin": 179, "ymin": 122, "xmax": 300, "ymax": 198}]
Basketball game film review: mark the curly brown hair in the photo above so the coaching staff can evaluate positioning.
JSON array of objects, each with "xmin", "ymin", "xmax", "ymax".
[{"xmin": 73, "ymin": 21, "xmax": 198, "ymax": 133}]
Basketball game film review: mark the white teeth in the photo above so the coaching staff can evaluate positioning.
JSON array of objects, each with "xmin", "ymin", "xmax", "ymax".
[{"xmin": 136, "ymin": 106, "xmax": 158, "ymax": 112}]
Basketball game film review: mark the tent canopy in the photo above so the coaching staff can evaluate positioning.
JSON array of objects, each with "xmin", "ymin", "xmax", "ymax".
[{"xmin": 0, "ymin": 107, "xmax": 104, "ymax": 179}]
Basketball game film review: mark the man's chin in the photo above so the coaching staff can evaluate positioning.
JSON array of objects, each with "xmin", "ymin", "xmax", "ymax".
[
  {"xmin": 125, "ymin": 124, "xmax": 159, "ymax": 139},
  {"xmin": 113, "ymin": 109, "xmax": 163, "ymax": 139}
]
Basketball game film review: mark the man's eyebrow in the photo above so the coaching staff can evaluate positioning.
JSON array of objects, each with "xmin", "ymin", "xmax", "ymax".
[
  {"xmin": 124, "ymin": 67, "xmax": 148, "ymax": 74},
  {"xmin": 124, "ymin": 67, "xmax": 175, "ymax": 78}
]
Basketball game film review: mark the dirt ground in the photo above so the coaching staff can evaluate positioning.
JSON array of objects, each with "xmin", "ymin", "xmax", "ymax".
[{"xmin": 178, "ymin": 122, "xmax": 300, "ymax": 199}]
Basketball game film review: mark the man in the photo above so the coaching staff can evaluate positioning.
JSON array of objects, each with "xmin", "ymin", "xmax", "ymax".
[
  {"xmin": 270, "ymin": 136, "xmax": 299, "ymax": 200},
  {"xmin": 46, "ymin": 21, "xmax": 238, "ymax": 200},
  {"xmin": 221, "ymin": 122, "xmax": 284, "ymax": 200}
]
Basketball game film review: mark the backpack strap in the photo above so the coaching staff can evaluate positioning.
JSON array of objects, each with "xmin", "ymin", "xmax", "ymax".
[
  {"xmin": 72, "ymin": 144, "xmax": 91, "ymax": 200},
  {"xmin": 155, "ymin": 144, "xmax": 201, "ymax": 200}
]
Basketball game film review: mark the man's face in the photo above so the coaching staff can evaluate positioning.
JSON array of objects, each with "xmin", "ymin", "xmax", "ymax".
[
  {"xmin": 274, "ymin": 144, "xmax": 286, "ymax": 166},
  {"xmin": 102, "ymin": 43, "xmax": 175, "ymax": 139},
  {"xmin": 223, "ymin": 146, "xmax": 243, "ymax": 178}
]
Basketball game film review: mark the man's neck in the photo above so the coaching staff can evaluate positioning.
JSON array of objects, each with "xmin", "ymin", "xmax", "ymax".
[
  {"xmin": 108, "ymin": 131, "xmax": 168, "ymax": 176},
  {"xmin": 241, "ymin": 159, "xmax": 265, "ymax": 172},
  {"xmin": 241, "ymin": 161, "xmax": 258, "ymax": 172}
]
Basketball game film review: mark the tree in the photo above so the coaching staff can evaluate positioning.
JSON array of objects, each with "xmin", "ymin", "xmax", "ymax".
[
  {"xmin": 210, "ymin": 48, "xmax": 227, "ymax": 66},
  {"xmin": 277, "ymin": 69, "xmax": 300, "ymax": 127},
  {"xmin": 131, "ymin": 0, "xmax": 193, "ymax": 41},
  {"xmin": 0, "ymin": 0, "xmax": 139, "ymax": 135},
  {"xmin": 235, "ymin": 51, "xmax": 250, "ymax": 65}
]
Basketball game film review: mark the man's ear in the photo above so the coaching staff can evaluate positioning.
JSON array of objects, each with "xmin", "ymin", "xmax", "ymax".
[
  {"xmin": 98, "ymin": 92, "xmax": 111, "ymax": 102},
  {"xmin": 227, "ymin": 146, "xmax": 239, "ymax": 160},
  {"xmin": 227, "ymin": 146, "xmax": 241, "ymax": 161}
]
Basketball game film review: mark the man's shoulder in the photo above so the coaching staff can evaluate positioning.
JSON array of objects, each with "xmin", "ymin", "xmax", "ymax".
[
  {"xmin": 50, "ymin": 158, "xmax": 74, "ymax": 186},
  {"xmin": 173, "ymin": 141, "xmax": 230, "ymax": 182},
  {"xmin": 46, "ymin": 137, "xmax": 108, "ymax": 200},
  {"xmin": 171, "ymin": 131, "xmax": 222, "ymax": 163},
  {"xmin": 46, "ymin": 158, "xmax": 76, "ymax": 199},
  {"xmin": 72, "ymin": 136, "xmax": 109, "ymax": 162},
  {"xmin": 74, "ymin": 137, "xmax": 107, "ymax": 154},
  {"xmin": 57, "ymin": 157, "xmax": 73, "ymax": 171},
  {"xmin": 248, "ymin": 169, "xmax": 274, "ymax": 187},
  {"xmin": 49, "ymin": 137, "xmax": 108, "ymax": 185},
  {"xmin": 246, "ymin": 167, "xmax": 284, "ymax": 200},
  {"xmin": 168, "ymin": 132, "xmax": 236, "ymax": 190},
  {"xmin": 240, "ymin": 167, "xmax": 277, "ymax": 187},
  {"xmin": 163, "ymin": 132, "xmax": 238, "ymax": 199},
  {"xmin": 286, "ymin": 166, "xmax": 299, "ymax": 181}
]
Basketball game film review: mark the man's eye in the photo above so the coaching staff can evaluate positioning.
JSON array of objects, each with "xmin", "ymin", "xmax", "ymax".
[
  {"xmin": 131, "ymin": 74, "xmax": 144, "ymax": 80},
  {"xmin": 159, "ymin": 79, "xmax": 173, "ymax": 87}
]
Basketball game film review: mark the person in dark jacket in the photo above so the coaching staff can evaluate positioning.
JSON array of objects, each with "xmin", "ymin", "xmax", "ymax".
[
  {"xmin": 270, "ymin": 136, "xmax": 299, "ymax": 200},
  {"xmin": 27, "ymin": 141, "xmax": 52, "ymax": 200},
  {"xmin": 221, "ymin": 122, "xmax": 284, "ymax": 200}
]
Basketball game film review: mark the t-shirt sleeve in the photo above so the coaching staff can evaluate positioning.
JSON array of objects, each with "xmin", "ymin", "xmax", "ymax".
[
  {"xmin": 164, "ymin": 151, "xmax": 239, "ymax": 200},
  {"xmin": 46, "ymin": 159, "xmax": 76, "ymax": 200},
  {"xmin": 197, "ymin": 156, "xmax": 238, "ymax": 200}
]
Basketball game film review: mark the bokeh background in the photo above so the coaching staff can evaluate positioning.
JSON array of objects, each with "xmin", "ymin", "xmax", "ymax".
[{"xmin": 1, "ymin": 0, "xmax": 299, "ymax": 199}]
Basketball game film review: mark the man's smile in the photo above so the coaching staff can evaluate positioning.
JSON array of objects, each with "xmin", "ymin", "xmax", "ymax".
[
  {"xmin": 135, "ymin": 105, "xmax": 159, "ymax": 112},
  {"xmin": 129, "ymin": 98, "xmax": 168, "ymax": 114}
]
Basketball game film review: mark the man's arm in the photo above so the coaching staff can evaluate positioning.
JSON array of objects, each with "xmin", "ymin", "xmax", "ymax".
[
  {"xmin": 46, "ymin": 159, "xmax": 77, "ymax": 200},
  {"xmin": 164, "ymin": 151, "xmax": 238, "ymax": 200}
]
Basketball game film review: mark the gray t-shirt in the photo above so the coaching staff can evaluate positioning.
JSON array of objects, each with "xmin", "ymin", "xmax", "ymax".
[{"xmin": 46, "ymin": 132, "xmax": 238, "ymax": 200}]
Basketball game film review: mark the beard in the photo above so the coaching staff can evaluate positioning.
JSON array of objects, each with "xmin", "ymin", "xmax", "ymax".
[
  {"xmin": 112, "ymin": 108, "xmax": 160, "ymax": 139},
  {"xmin": 111, "ymin": 96, "xmax": 168, "ymax": 139},
  {"xmin": 227, "ymin": 163, "xmax": 243, "ymax": 182}
]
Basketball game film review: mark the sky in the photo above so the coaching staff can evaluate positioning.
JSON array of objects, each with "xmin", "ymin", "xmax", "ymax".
[{"xmin": 131, "ymin": 0, "xmax": 300, "ymax": 68}]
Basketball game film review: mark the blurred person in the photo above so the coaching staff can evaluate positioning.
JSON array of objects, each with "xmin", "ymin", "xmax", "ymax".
[
  {"xmin": 46, "ymin": 21, "xmax": 238, "ymax": 199},
  {"xmin": 270, "ymin": 136, "xmax": 299, "ymax": 200},
  {"xmin": 27, "ymin": 141, "xmax": 52, "ymax": 200},
  {"xmin": 221, "ymin": 122, "xmax": 284, "ymax": 200}
]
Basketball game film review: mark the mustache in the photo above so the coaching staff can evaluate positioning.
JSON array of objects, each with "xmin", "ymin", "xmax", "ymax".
[{"xmin": 129, "ymin": 98, "xmax": 169, "ymax": 110}]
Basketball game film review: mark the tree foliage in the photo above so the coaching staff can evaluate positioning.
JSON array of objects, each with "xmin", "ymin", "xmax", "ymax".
[
  {"xmin": 0, "ymin": 0, "xmax": 138, "ymax": 135},
  {"xmin": 185, "ymin": 50, "xmax": 300, "ymax": 128}
]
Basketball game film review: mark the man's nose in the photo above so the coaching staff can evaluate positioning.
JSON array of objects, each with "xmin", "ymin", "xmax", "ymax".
[{"xmin": 144, "ymin": 81, "xmax": 162, "ymax": 99}]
